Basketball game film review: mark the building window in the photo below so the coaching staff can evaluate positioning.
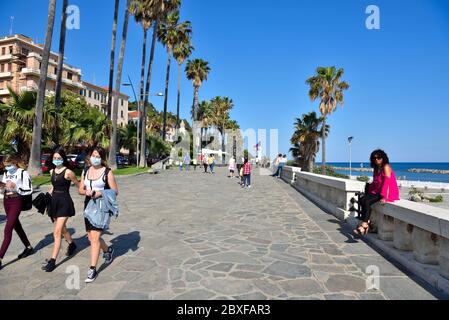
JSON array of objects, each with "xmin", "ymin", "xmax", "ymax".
[
  {"xmin": 120, "ymin": 99, "xmax": 124, "ymax": 106},
  {"xmin": 67, "ymin": 72, "xmax": 73, "ymax": 80},
  {"xmin": 1, "ymin": 47, "xmax": 5, "ymax": 56},
  {"xmin": 7, "ymin": 63, "xmax": 12, "ymax": 72},
  {"xmin": 121, "ymin": 110, "xmax": 124, "ymax": 118},
  {"xmin": 22, "ymin": 48, "xmax": 29, "ymax": 56},
  {"xmin": 88, "ymin": 90, "xmax": 91, "ymax": 98},
  {"xmin": 9, "ymin": 46, "xmax": 13, "ymax": 54},
  {"xmin": 0, "ymin": 64, "xmax": 4, "ymax": 73}
]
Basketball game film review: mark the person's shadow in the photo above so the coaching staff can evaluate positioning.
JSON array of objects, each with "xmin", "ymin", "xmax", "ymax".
[
  {"xmin": 0, "ymin": 214, "xmax": 5, "ymax": 224},
  {"xmin": 98, "ymin": 231, "xmax": 141, "ymax": 273}
]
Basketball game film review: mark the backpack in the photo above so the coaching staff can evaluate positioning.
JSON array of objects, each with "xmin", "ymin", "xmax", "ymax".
[
  {"xmin": 83, "ymin": 167, "xmax": 111, "ymax": 190},
  {"xmin": 20, "ymin": 170, "xmax": 33, "ymax": 211}
]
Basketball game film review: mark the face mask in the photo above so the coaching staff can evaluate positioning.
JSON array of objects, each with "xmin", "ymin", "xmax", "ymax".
[
  {"xmin": 91, "ymin": 157, "xmax": 102, "ymax": 166},
  {"xmin": 5, "ymin": 165, "xmax": 17, "ymax": 174},
  {"xmin": 53, "ymin": 160, "xmax": 64, "ymax": 167}
]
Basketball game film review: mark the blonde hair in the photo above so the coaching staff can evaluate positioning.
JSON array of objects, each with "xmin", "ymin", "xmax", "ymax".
[{"xmin": 4, "ymin": 154, "xmax": 27, "ymax": 170}]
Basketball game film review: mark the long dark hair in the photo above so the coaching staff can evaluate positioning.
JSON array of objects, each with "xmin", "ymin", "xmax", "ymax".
[
  {"xmin": 244, "ymin": 157, "xmax": 249, "ymax": 164},
  {"xmin": 87, "ymin": 146, "xmax": 108, "ymax": 168},
  {"xmin": 370, "ymin": 149, "xmax": 390, "ymax": 170},
  {"xmin": 49, "ymin": 147, "xmax": 70, "ymax": 169}
]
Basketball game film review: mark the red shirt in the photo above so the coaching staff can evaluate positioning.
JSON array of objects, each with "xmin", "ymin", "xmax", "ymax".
[{"xmin": 243, "ymin": 162, "xmax": 252, "ymax": 175}]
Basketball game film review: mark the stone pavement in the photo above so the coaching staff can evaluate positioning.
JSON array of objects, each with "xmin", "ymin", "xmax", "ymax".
[{"xmin": 0, "ymin": 167, "xmax": 444, "ymax": 300}]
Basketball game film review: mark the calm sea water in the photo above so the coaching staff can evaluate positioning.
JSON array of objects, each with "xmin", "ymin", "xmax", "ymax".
[{"xmin": 320, "ymin": 162, "xmax": 449, "ymax": 183}]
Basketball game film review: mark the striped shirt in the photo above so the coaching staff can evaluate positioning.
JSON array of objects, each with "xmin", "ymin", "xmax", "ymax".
[{"xmin": 243, "ymin": 162, "xmax": 252, "ymax": 175}]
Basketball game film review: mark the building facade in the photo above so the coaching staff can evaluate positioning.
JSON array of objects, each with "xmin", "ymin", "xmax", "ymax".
[
  {"xmin": 81, "ymin": 82, "xmax": 129, "ymax": 126},
  {"xmin": 0, "ymin": 34, "xmax": 84, "ymax": 101}
]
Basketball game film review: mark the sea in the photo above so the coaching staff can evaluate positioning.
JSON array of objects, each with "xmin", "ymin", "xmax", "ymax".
[{"xmin": 321, "ymin": 162, "xmax": 449, "ymax": 183}]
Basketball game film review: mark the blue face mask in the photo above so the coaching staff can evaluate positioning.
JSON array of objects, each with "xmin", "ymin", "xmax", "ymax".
[
  {"xmin": 91, "ymin": 157, "xmax": 102, "ymax": 166},
  {"xmin": 5, "ymin": 165, "xmax": 17, "ymax": 174},
  {"xmin": 53, "ymin": 160, "xmax": 64, "ymax": 167}
]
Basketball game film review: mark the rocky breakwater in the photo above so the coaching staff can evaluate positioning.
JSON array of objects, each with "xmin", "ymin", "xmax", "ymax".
[{"xmin": 408, "ymin": 169, "xmax": 449, "ymax": 175}]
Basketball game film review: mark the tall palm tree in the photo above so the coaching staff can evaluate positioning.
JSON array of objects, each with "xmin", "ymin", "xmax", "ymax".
[
  {"xmin": 107, "ymin": 0, "xmax": 120, "ymax": 120},
  {"xmin": 118, "ymin": 123, "xmax": 137, "ymax": 162},
  {"xmin": 158, "ymin": 10, "xmax": 192, "ymax": 141},
  {"xmin": 29, "ymin": 0, "xmax": 57, "ymax": 176},
  {"xmin": 186, "ymin": 59, "xmax": 211, "ymax": 124},
  {"xmin": 109, "ymin": 0, "xmax": 131, "ymax": 170},
  {"xmin": 306, "ymin": 66, "xmax": 349, "ymax": 172},
  {"xmin": 54, "ymin": 0, "xmax": 69, "ymax": 147},
  {"xmin": 210, "ymin": 96, "xmax": 234, "ymax": 164},
  {"xmin": 68, "ymin": 108, "xmax": 111, "ymax": 148},
  {"xmin": 140, "ymin": 0, "xmax": 180, "ymax": 167},
  {"xmin": 291, "ymin": 111, "xmax": 329, "ymax": 172},
  {"xmin": 130, "ymin": 0, "xmax": 152, "ymax": 155},
  {"xmin": 173, "ymin": 29, "xmax": 193, "ymax": 133}
]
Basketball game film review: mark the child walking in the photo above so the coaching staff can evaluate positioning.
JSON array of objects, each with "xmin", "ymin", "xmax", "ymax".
[{"xmin": 242, "ymin": 157, "xmax": 252, "ymax": 189}]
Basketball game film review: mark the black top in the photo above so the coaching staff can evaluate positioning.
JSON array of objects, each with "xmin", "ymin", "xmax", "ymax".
[{"xmin": 51, "ymin": 168, "xmax": 71, "ymax": 193}]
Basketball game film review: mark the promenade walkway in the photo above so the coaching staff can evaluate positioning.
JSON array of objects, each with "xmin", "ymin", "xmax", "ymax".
[{"xmin": 0, "ymin": 167, "xmax": 444, "ymax": 300}]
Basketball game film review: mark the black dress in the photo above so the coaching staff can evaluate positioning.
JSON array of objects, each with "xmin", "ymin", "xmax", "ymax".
[{"xmin": 48, "ymin": 168, "xmax": 76, "ymax": 219}]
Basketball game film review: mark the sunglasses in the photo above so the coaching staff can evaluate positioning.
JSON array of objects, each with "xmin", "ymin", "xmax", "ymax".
[{"xmin": 373, "ymin": 156, "xmax": 382, "ymax": 160}]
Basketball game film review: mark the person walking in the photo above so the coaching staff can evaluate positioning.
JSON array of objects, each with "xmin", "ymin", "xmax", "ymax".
[
  {"xmin": 242, "ymin": 157, "xmax": 252, "ymax": 188},
  {"xmin": 192, "ymin": 158, "xmax": 198, "ymax": 171},
  {"xmin": 203, "ymin": 154, "xmax": 209, "ymax": 173},
  {"xmin": 183, "ymin": 154, "xmax": 191, "ymax": 171},
  {"xmin": 42, "ymin": 147, "xmax": 80, "ymax": 272},
  {"xmin": 0, "ymin": 155, "xmax": 34, "ymax": 270},
  {"xmin": 228, "ymin": 156, "xmax": 236, "ymax": 178},
  {"xmin": 271, "ymin": 154, "xmax": 282, "ymax": 177},
  {"xmin": 208, "ymin": 154, "xmax": 216, "ymax": 174},
  {"xmin": 354, "ymin": 149, "xmax": 400, "ymax": 236},
  {"xmin": 79, "ymin": 147, "xmax": 118, "ymax": 283}
]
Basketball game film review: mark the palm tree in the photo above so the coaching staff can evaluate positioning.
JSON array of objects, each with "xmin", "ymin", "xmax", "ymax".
[
  {"xmin": 109, "ymin": 0, "xmax": 131, "ymax": 170},
  {"xmin": 68, "ymin": 107, "xmax": 111, "ymax": 148},
  {"xmin": 158, "ymin": 10, "xmax": 192, "ymax": 141},
  {"xmin": 306, "ymin": 66, "xmax": 349, "ymax": 172},
  {"xmin": 130, "ymin": 0, "xmax": 152, "ymax": 153},
  {"xmin": 185, "ymin": 59, "xmax": 211, "ymax": 124},
  {"xmin": 107, "ymin": 0, "xmax": 120, "ymax": 120},
  {"xmin": 29, "ymin": 0, "xmax": 57, "ymax": 176},
  {"xmin": 54, "ymin": 0, "xmax": 69, "ymax": 146},
  {"xmin": 173, "ymin": 29, "xmax": 193, "ymax": 133},
  {"xmin": 118, "ymin": 123, "xmax": 137, "ymax": 163},
  {"xmin": 290, "ymin": 111, "xmax": 329, "ymax": 172},
  {"xmin": 209, "ymin": 96, "xmax": 234, "ymax": 164},
  {"xmin": 140, "ymin": 0, "xmax": 180, "ymax": 167}
]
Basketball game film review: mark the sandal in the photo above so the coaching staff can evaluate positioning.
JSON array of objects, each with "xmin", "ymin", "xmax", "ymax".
[{"xmin": 354, "ymin": 223, "xmax": 369, "ymax": 236}]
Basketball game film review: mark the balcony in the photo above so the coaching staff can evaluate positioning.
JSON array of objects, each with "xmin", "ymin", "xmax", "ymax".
[
  {"xmin": 0, "ymin": 72, "xmax": 12, "ymax": 78},
  {"xmin": 0, "ymin": 54, "xmax": 13, "ymax": 61},
  {"xmin": 21, "ymin": 68, "xmax": 85, "ymax": 89},
  {"xmin": 0, "ymin": 88, "xmax": 10, "ymax": 95}
]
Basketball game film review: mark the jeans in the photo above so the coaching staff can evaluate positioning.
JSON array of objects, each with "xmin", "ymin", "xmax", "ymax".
[
  {"xmin": 360, "ymin": 193, "xmax": 382, "ymax": 222},
  {"xmin": 210, "ymin": 163, "xmax": 215, "ymax": 173},
  {"xmin": 185, "ymin": 164, "xmax": 190, "ymax": 171},
  {"xmin": 243, "ymin": 174, "xmax": 251, "ymax": 186},
  {"xmin": 203, "ymin": 164, "xmax": 208, "ymax": 173},
  {"xmin": 0, "ymin": 197, "xmax": 31, "ymax": 259}
]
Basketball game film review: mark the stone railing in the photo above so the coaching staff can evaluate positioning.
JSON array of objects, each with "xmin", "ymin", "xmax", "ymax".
[
  {"xmin": 279, "ymin": 167, "xmax": 365, "ymax": 220},
  {"xmin": 369, "ymin": 200, "xmax": 449, "ymax": 282},
  {"xmin": 276, "ymin": 166, "xmax": 449, "ymax": 291}
]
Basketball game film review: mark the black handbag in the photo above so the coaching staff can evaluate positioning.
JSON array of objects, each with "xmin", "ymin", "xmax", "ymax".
[{"xmin": 20, "ymin": 170, "xmax": 33, "ymax": 211}]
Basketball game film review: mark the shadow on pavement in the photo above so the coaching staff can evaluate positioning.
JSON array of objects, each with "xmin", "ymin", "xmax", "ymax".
[
  {"xmin": 55, "ymin": 234, "xmax": 90, "ymax": 268},
  {"xmin": 98, "ymin": 231, "xmax": 141, "ymax": 274},
  {"xmin": 0, "ymin": 215, "xmax": 5, "ymax": 224}
]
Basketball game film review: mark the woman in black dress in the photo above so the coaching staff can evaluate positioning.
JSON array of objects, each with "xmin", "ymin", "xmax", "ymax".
[{"xmin": 42, "ymin": 148, "xmax": 80, "ymax": 272}]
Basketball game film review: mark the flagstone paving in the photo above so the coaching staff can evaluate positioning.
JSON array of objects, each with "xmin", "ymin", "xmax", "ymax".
[{"xmin": 0, "ymin": 167, "xmax": 444, "ymax": 300}]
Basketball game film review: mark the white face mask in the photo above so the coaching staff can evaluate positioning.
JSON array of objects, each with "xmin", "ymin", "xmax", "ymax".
[{"xmin": 91, "ymin": 157, "xmax": 102, "ymax": 166}]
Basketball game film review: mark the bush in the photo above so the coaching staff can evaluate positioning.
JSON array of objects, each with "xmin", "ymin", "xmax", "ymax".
[
  {"xmin": 357, "ymin": 176, "xmax": 370, "ymax": 183},
  {"xmin": 428, "ymin": 195, "xmax": 443, "ymax": 203},
  {"xmin": 313, "ymin": 166, "xmax": 349, "ymax": 179}
]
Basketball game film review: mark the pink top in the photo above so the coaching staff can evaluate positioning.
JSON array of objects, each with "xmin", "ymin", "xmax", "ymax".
[{"xmin": 368, "ymin": 166, "xmax": 400, "ymax": 202}]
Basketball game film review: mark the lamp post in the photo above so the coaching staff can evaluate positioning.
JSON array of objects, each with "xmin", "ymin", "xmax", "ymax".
[
  {"xmin": 123, "ymin": 76, "xmax": 163, "ymax": 166},
  {"xmin": 348, "ymin": 136, "xmax": 354, "ymax": 179}
]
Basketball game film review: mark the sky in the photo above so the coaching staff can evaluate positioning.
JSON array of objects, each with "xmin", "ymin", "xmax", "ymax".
[{"xmin": 2, "ymin": 0, "xmax": 449, "ymax": 162}]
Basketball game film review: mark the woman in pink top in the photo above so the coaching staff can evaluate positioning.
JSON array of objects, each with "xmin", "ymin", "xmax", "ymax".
[{"xmin": 354, "ymin": 149, "xmax": 400, "ymax": 236}]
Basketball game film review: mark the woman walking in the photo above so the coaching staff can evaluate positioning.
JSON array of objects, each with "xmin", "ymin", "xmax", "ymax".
[
  {"xmin": 208, "ymin": 154, "xmax": 216, "ymax": 174},
  {"xmin": 354, "ymin": 149, "xmax": 399, "ymax": 236},
  {"xmin": 242, "ymin": 157, "xmax": 252, "ymax": 189},
  {"xmin": 42, "ymin": 148, "xmax": 80, "ymax": 272},
  {"xmin": 79, "ymin": 147, "xmax": 118, "ymax": 282},
  {"xmin": 0, "ymin": 155, "xmax": 34, "ymax": 270},
  {"xmin": 228, "ymin": 156, "xmax": 236, "ymax": 178},
  {"xmin": 203, "ymin": 154, "xmax": 209, "ymax": 173}
]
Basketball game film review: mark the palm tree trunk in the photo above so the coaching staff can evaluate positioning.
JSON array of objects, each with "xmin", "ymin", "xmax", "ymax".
[
  {"xmin": 162, "ymin": 54, "xmax": 171, "ymax": 141},
  {"xmin": 109, "ymin": 0, "xmax": 130, "ymax": 170},
  {"xmin": 176, "ymin": 62, "xmax": 181, "ymax": 132},
  {"xmin": 193, "ymin": 86, "xmax": 199, "ymax": 122},
  {"xmin": 221, "ymin": 125, "xmax": 225, "ymax": 165},
  {"xmin": 107, "ymin": 0, "xmax": 120, "ymax": 120},
  {"xmin": 138, "ymin": 27, "xmax": 148, "ymax": 166},
  {"xmin": 54, "ymin": 0, "xmax": 69, "ymax": 147},
  {"xmin": 140, "ymin": 18, "xmax": 159, "ymax": 167},
  {"xmin": 321, "ymin": 116, "xmax": 327, "ymax": 174},
  {"xmin": 29, "ymin": 0, "xmax": 56, "ymax": 176}
]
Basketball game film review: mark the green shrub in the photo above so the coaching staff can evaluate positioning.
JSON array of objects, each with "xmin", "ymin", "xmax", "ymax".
[
  {"xmin": 357, "ymin": 176, "xmax": 370, "ymax": 183},
  {"xmin": 313, "ymin": 166, "xmax": 349, "ymax": 179},
  {"xmin": 428, "ymin": 195, "xmax": 443, "ymax": 203}
]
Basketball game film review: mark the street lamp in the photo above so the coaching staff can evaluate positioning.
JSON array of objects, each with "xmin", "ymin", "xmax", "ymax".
[
  {"xmin": 123, "ymin": 76, "xmax": 163, "ymax": 167},
  {"xmin": 348, "ymin": 136, "xmax": 354, "ymax": 179}
]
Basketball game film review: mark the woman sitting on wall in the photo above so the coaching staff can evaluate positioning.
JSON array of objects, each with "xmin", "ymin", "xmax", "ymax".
[{"xmin": 354, "ymin": 149, "xmax": 400, "ymax": 236}]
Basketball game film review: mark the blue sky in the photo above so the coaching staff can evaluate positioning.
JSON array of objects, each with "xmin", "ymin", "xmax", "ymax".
[{"xmin": 2, "ymin": 0, "xmax": 449, "ymax": 162}]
